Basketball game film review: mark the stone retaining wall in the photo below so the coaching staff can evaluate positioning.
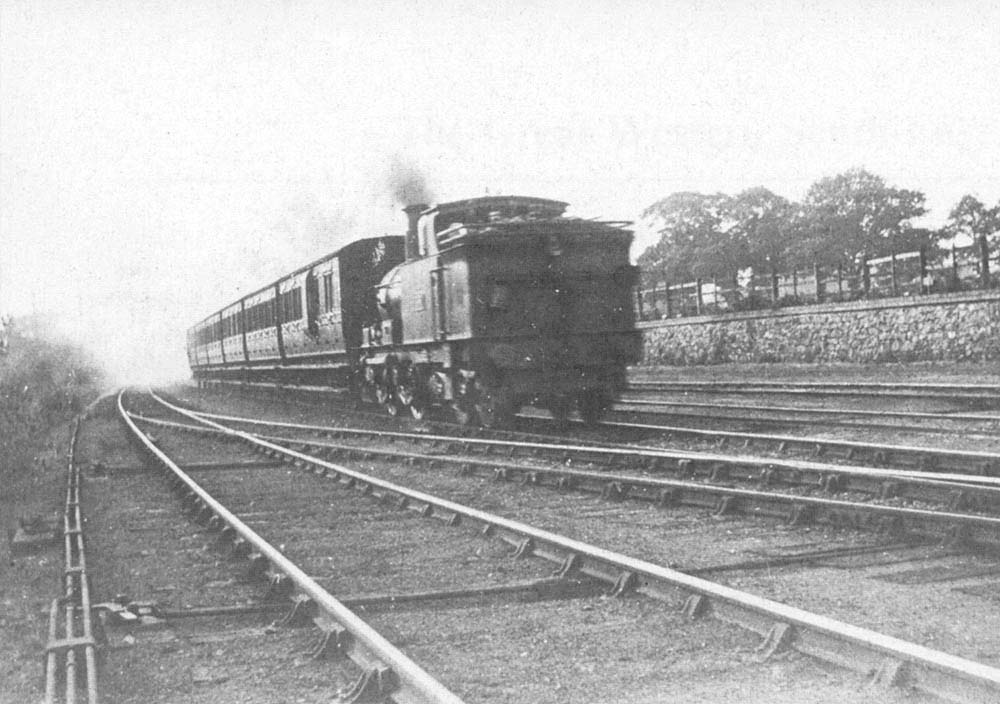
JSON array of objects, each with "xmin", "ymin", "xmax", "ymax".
[{"xmin": 639, "ymin": 291, "xmax": 1000, "ymax": 366}]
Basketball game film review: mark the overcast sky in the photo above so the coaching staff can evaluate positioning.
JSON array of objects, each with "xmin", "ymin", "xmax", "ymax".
[{"xmin": 2, "ymin": 0, "xmax": 998, "ymax": 384}]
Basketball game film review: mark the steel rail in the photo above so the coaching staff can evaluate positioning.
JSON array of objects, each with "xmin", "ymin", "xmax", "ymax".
[
  {"xmin": 617, "ymin": 397, "xmax": 1000, "ymax": 424},
  {"xmin": 171, "ymin": 386, "xmax": 1000, "ymax": 475},
  {"xmin": 130, "ymin": 412, "xmax": 1000, "ymax": 549},
  {"xmin": 627, "ymin": 380, "xmax": 1000, "ymax": 400},
  {"xmin": 577, "ymin": 417, "xmax": 1000, "ymax": 474},
  {"xmin": 605, "ymin": 404, "xmax": 998, "ymax": 438},
  {"xmin": 146, "ymin": 388, "xmax": 1000, "ymax": 703},
  {"xmin": 115, "ymin": 391, "xmax": 465, "ymax": 704},
  {"xmin": 148, "ymin": 408, "xmax": 1000, "ymax": 488},
  {"xmin": 43, "ymin": 418, "xmax": 99, "ymax": 704},
  {"xmin": 127, "ymin": 412, "xmax": 1000, "ymax": 499},
  {"xmin": 191, "ymin": 381, "xmax": 1000, "ymax": 467}
]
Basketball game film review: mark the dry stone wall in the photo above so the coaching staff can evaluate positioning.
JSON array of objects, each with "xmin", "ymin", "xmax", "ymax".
[{"xmin": 639, "ymin": 291, "xmax": 1000, "ymax": 366}]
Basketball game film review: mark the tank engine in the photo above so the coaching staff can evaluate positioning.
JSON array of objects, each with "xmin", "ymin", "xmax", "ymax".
[{"xmin": 187, "ymin": 196, "xmax": 640, "ymax": 426}]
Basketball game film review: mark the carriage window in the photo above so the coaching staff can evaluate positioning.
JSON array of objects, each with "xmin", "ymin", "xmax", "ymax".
[{"xmin": 322, "ymin": 273, "xmax": 333, "ymax": 311}]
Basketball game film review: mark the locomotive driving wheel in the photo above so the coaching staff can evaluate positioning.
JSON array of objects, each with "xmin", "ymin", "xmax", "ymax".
[
  {"xmin": 451, "ymin": 372, "xmax": 476, "ymax": 425},
  {"xmin": 375, "ymin": 384, "xmax": 399, "ymax": 416},
  {"xmin": 408, "ymin": 394, "xmax": 428, "ymax": 420}
]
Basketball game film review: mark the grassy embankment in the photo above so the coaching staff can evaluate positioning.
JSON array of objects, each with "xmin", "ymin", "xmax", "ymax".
[{"xmin": 0, "ymin": 328, "xmax": 105, "ymax": 702}]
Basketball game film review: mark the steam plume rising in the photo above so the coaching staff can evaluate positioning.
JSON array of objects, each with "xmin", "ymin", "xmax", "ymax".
[{"xmin": 387, "ymin": 154, "xmax": 433, "ymax": 205}]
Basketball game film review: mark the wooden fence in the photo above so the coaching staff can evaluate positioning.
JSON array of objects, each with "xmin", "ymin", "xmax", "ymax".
[{"xmin": 637, "ymin": 240, "xmax": 999, "ymax": 321}]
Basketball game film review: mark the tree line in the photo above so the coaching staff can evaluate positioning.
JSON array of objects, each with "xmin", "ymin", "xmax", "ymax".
[{"xmin": 638, "ymin": 168, "xmax": 1000, "ymax": 285}]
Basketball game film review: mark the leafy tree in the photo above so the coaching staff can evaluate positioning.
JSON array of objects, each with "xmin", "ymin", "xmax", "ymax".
[
  {"xmin": 946, "ymin": 195, "xmax": 1000, "ymax": 246},
  {"xmin": 638, "ymin": 192, "xmax": 733, "ymax": 281},
  {"xmin": 723, "ymin": 187, "xmax": 795, "ymax": 274},
  {"xmin": 792, "ymin": 169, "xmax": 929, "ymax": 267}
]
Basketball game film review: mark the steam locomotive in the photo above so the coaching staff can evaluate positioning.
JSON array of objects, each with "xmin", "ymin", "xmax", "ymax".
[{"xmin": 187, "ymin": 196, "xmax": 641, "ymax": 426}]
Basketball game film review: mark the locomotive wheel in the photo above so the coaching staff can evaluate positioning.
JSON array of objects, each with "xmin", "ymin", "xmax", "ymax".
[
  {"xmin": 408, "ymin": 390, "xmax": 430, "ymax": 420},
  {"xmin": 578, "ymin": 390, "xmax": 611, "ymax": 426},
  {"xmin": 375, "ymin": 384, "xmax": 400, "ymax": 417},
  {"xmin": 452, "ymin": 401, "xmax": 476, "ymax": 426},
  {"xmin": 360, "ymin": 381, "xmax": 378, "ymax": 404}
]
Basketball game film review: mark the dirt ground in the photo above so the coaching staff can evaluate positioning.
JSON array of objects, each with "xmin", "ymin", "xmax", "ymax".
[
  {"xmin": 0, "ymin": 421, "xmax": 73, "ymax": 704},
  {"xmin": 4, "ymin": 362, "xmax": 999, "ymax": 703}
]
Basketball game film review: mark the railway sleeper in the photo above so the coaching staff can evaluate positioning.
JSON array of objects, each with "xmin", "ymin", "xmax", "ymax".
[
  {"xmin": 681, "ymin": 593, "xmax": 709, "ymax": 620},
  {"xmin": 714, "ymin": 496, "xmax": 737, "ymax": 516},
  {"xmin": 755, "ymin": 622, "xmax": 795, "ymax": 661},
  {"xmin": 341, "ymin": 666, "xmax": 398, "ymax": 704},
  {"xmin": 656, "ymin": 488, "xmax": 679, "ymax": 507},
  {"xmin": 246, "ymin": 552, "xmax": 270, "ymax": 581},
  {"xmin": 868, "ymin": 658, "xmax": 909, "ymax": 690},
  {"xmin": 609, "ymin": 570, "xmax": 638, "ymax": 598},
  {"xmin": 708, "ymin": 463, "xmax": 729, "ymax": 482},
  {"xmin": 787, "ymin": 504, "xmax": 814, "ymax": 526},
  {"xmin": 264, "ymin": 571, "xmax": 293, "ymax": 601},
  {"xmin": 309, "ymin": 617, "xmax": 350, "ymax": 660},
  {"xmin": 276, "ymin": 594, "xmax": 317, "ymax": 628}
]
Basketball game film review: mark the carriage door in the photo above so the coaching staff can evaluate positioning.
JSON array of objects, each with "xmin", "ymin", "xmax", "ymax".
[{"xmin": 305, "ymin": 271, "xmax": 320, "ymax": 339}]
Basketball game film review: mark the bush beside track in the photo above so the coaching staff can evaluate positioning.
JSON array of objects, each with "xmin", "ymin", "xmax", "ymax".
[
  {"xmin": 0, "ymin": 328, "xmax": 104, "ymax": 704},
  {"xmin": 0, "ymin": 330, "xmax": 104, "ymax": 477}
]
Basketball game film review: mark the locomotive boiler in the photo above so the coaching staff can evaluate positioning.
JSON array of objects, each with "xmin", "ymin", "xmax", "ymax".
[{"xmin": 187, "ymin": 195, "xmax": 641, "ymax": 426}]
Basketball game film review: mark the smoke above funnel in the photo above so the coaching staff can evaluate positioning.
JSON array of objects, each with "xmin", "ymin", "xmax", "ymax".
[{"xmin": 386, "ymin": 154, "xmax": 434, "ymax": 206}]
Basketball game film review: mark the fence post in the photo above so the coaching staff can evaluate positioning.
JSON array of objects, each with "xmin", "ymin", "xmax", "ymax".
[
  {"xmin": 890, "ymin": 252, "xmax": 898, "ymax": 297},
  {"xmin": 979, "ymin": 235, "xmax": 991, "ymax": 288},
  {"xmin": 862, "ymin": 257, "xmax": 871, "ymax": 296},
  {"xmin": 712, "ymin": 276, "xmax": 719, "ymax": 309},
  {"xmin": 813, "ymin": 262, "xmax": 822, "ymax": 302},
  {"xmin": 837, "ymin": 265, "xmax": 844, "ymax": 300},
  {"xmin": 636, "ymin": 281, "xmax": 645, "ymax": 320},
  {"xmin": 695, "ymin": 278, "xmax": 703, "ymax": 315},
  {"xmin": 792, "ymin": 270, "xmax": 798, "ymax": 299},
  {"xmin": 919, "ymin": 247, "xmax": 928, "ymax": 294},
  {"xmin": 664, "ymin": 282, "xmax": 672, "ymax": 318},
  {"xmin": 951, "ymin": 242, "xmax": 959, "ymax": 289},
  {"xmin": 770, "ymin": 269, "xmax": 779, "ymax": 304}
]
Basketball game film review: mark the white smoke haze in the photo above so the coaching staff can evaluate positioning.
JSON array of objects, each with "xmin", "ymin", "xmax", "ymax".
[
  {"xmin": 1, "ymin": 2, "xmax": 998, "ymax": 387},
  {"xmin": 386, "ymin": 154, "xmax": 435, "ymax": 207}
]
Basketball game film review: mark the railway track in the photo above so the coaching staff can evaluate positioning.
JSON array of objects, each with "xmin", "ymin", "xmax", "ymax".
[
  {"xmin": 609, "ymin": 399, "xmax": 1000, "ymax": 437},
  {"xmin": 522, "ymin": 413, "xmax": 1000, "ymax": 476},
  {"xmin": 131, "ymin": 404, "xmax": 1000, "ymax": 550},
  {"xmin": 108, "ymin": 387, "xmax": 1000, "ymax": 702},
  {"xmin": 626, "ymin": 380, "xmax": 1000, "ymax": 402},
  {"xmin": 197, "ymin": 379, "xmax": 1000, "ymax": 473},
  {"xmin": 43, "ymin": 418, "xmax": 99, "ymax": 704},
  {"xmin": 616, "ymin": 377, "xmax": 1000, "ymax": 438},
  {"xmin": 114, "ymin": 390, "xmax": 468, "ymax": 704}
]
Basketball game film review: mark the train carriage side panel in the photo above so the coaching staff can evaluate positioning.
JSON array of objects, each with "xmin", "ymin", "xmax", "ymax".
[
  {"xmin": 293, "ymin": 253, "xmax": 349, "ymax": 357},
  {"xmin": 221, "ymin": 302, "xmax": 244, "ymax": 365},
  {"xmin": 277, "ymin": 271, "xmax": 308, "ymax": 358},
  {"xmin": 244, "ymin": 288, "xmax": 280, "ymax": 362},
  {"xmin": 314, "ymin": 255, "xmax": 345, "ymax": 352}
]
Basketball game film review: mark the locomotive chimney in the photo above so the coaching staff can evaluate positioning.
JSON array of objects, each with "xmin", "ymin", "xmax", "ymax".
[{"xmin": 402, "ymin": 203, "xmax": 427, "ymax": 261}]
